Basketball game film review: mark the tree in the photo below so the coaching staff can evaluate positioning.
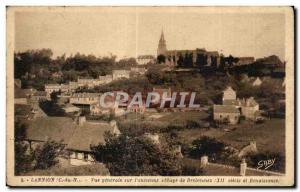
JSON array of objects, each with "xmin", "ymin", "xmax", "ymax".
[
  {"xmin": 146, "ymin": 66, "xmax": 163, "ymax": 84},
  {"xmin": 15, "ymin": 121, "xmax": 28, "ymax": 141},
  {"xmin": 14, "ymin": 121, "xmax": 34, "ymax": 175},
  {"xmin": 177, "ymin": 54, "xmax": 184, "ymax": 67},
  {"xmin": 189, "ymin": 136, "xmax": 225, "ymax": 161},
  {"xmin": 157, "ymin": 54, "xmax": 166, "ymax": 64},
  {"xmin": 15, "ymin": 142, "xmax": 34, "ymax": 175},
  {"xmin": 33, "ymin": 140, "xmax": 65, "ymax": 170},
  {"xmin": 91, "ymin": 133, "xmax": 182, "ymax": 176}
]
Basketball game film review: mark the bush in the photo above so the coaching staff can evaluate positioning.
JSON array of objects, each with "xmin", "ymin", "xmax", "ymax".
[
  {"xmin": 91, "ymin": 133, "xmax": 182, "ymax": 176},
  {"xmin": 33, "ymin": 141, "xmax": 65, "ymax": 170},
  {"xmin": 189, "ymin": 136, "xmax": 225, "ymax": 161},
  {"xmin": 181, "ymin": 164, "xmax": 204, "ymax": 176}
]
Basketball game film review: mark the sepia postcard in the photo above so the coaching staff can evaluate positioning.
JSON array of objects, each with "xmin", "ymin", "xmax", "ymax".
[{"xmin": 6, "ymin": 6, "xmax": 295, "ymax": 187}]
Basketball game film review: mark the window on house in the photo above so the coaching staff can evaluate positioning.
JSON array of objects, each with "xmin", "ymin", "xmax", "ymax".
[
  {"xmin": 75, "ymin": 152, "xmax": 78, "ymax": 159},
  {"xmin": 220, "ymin": 115, "xmax": 222, "ymax": 118},
  {"xmin": 83, "ymin": 153, "xmax": 88, "ymax": 161}
]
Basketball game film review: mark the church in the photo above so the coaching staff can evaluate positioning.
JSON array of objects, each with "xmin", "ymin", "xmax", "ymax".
[{"xmin": 156, "ymin": 30, "xmax": 221, "ymax": 67}]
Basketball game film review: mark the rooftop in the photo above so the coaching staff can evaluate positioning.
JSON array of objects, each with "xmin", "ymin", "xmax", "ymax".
[
  {"xmin": 26, "ymin": 117, "xmax": 115, "ymax": 152},
  {"xmin": 66, "ymin": 122, "xmax": 113, "ymax": 152},
  {"xmin": 223, "ymin": 86, "xmax": 235, "ymax": 93}
]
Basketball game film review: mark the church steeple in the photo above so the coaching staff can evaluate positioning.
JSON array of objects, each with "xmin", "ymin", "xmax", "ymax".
[
  {"xmin": 157, "ymin": 29, "xmax": 167, "ymax": 56},
  {"xmin": 160, "ymin": 30, "xmax": 165, "ymax": 42}
]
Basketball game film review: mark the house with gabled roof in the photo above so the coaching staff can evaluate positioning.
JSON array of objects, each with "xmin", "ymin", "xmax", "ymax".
[
  {"xmin": 238, "ymin": 97, "xmax": 260, "ymax": 120},
  {"xmin": 213, "ymin": 105, "xmax": 240, "ymax": 125},
  {"xmin": 222, "ymin": 86, "xmax": 237, "ymax": 105},
  {"xmin": 24, "ymin": 116, "xmax": 120, "ymax": 166}
]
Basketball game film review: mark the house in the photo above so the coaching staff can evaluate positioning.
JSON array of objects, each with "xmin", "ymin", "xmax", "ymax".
[
  {"xmin": 238, "ymin": 97, "xmax": 260, "ymax": 120},
  {"xmin": 213, "ymin": 105, "xmax": 240, "ymax": 125},
  {"xmin": 250, "ymin": 77, "xmax": 262, "ymax": 87},
  {"xmin": 15, "ymin": 88, "xmax": 36, "ymax": 104},
  {"xmin": 222, "ymin": 86, "xmax": 237, "ymax": 105},
  {"xmin": 69, "ymin": 81, "xmax": 79, "ymax": 91},
  {"xmin": 69, "ymin": 93, "xmax": 101, "ymax": 114},
  {"xmin": 30, "ymin": 91, "xmax": 48, "ymax": 103},
  {"xmin": 137, "ymin": 55, "xmax": 155, "ymax": 65},
  {"xmin": 98, "ymin": 75, "xmax": 113, "ymax": 84},
  {"xmin": 238, "ymin": 141, "xmax": 258, "ymax": 158},
  {"xmin": 90, "ymin": 103, "xmax": 103, "ymax": 115},
  {"xmin": 90, "ymin": 92, "xmax": 126, "ymax": 116},
  {"xmin": 45, "ymin": 84, "xmax": 61, "ymax": 96},
  {"xmin": 77, "ymin": 77, "xmax": 97, "ymax": 88},
  {"xmin": 130, "ymin": 67, "xmax": 147, "ymax": 75},
  {"xmin": 70, "ymin": 93, "xmax": 100, "ymax": 105},
  {"xmin": 15, "ymin": 89, "xmax": 28, "ymax": 104},
  {"xmin": 24, "ymin": 116, "xmax": 120, "ymax": 166},
  {"xmin": 67, "ymin": 117, "xmax": 120, "ymax": 166},
  {"xmin": 60, "ymin": 84, "xmax": 70, "ymax": 93},
  {"xmin": 62, "ymin": 103, "xmax": 81, "ymax": 113},
  {"xmin": 112, "ymin": 70, "xmax": 130, "ymax": 80}
]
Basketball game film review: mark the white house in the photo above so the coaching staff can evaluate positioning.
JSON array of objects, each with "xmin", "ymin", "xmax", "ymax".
[
  {"xmin": 238, "ymin": 97, "xmax": 260, "ymax": 120},
  {"xmin": 213, "ymin": 105, "xmax": 240, "ymax": 125},
  {"xmin": 137, "ymin": 55, "xmax": 155, "ymax": 65},
  {"xmin": 112, "ymin": 70, "xmax": 130, "ymax": 80},
  {"xmin": 98, "ymin": 75, "xmax": 113, "ymax": 84},
  {"xmin": 222, "ymin": 86, "xmax": 236, "ymax": 103},
  {"xmin": 251, "ymin": 77, "xmax": 262, "ymax": 87},
  {"xmin": 130, "ymin": 67, "xmax": 147, "ymax": 75},
  {"xmin": 69, "ymin": 92, "xmax": 100, "ymax": 105},
  {"xmin": 45, "ymin": 84, "xmax": 61, "ymax": 96}
]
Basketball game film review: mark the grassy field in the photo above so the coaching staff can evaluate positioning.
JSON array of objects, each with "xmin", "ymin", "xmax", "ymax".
[
  {"xmin": 157, "ymin": 111, "xmax": 209, "ymax": 123},
  {"xmin": 119, "ymin": 110, "xmax": 209, "ymax": 126},
  {"xmin": 218, "ymin": 118, "xmax": 285, "ymax": 154},
  {"xmin": 176, "ymin": 118, "xmax": 285, "ymax": 155}
]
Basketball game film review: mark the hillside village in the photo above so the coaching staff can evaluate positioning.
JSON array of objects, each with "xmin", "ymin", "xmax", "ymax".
[{"xmin": 14, "ymin": 31, "xmax": 286, "ymax": 176}]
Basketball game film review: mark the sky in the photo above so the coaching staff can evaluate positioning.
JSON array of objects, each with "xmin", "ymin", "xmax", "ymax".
[{"xmin": 14, "ymin": 7, "xmax": 286, "ymax": 60}]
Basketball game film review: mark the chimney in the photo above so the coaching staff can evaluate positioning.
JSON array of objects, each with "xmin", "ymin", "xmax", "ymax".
[
  {"xmin": 200, "ymin": 155, "xmax": 208, "ymax": 168},
  {"xmin": 240, "ymin": 158, "xmax": 247, "ymax": 176}
]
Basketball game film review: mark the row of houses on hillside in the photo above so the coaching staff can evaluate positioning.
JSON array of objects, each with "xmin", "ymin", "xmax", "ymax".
[
  {"xmin": 15, "ymin": 81, "xmax": 49, "ymax": 105},
  {"xmin": 213, "ymin": 86, "xmax": 261, "ymax": 125},
  {"xmin": 65, "ymin": 86, "xmax": 203, "ymax": 116},
  {"xmin": 44, "ymin": 68, "xmax": 147, "ymax": 96}
]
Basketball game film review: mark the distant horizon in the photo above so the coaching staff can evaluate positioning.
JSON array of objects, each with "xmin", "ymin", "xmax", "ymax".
[{"xmin": 15, "ymin": 7, "xmax": 286, "ymax": 61}]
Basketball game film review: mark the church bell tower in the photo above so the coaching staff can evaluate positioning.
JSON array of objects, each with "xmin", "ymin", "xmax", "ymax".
[{"xmin": 157, "ymin": 30, "xmax": 167, "ymax": 56}]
